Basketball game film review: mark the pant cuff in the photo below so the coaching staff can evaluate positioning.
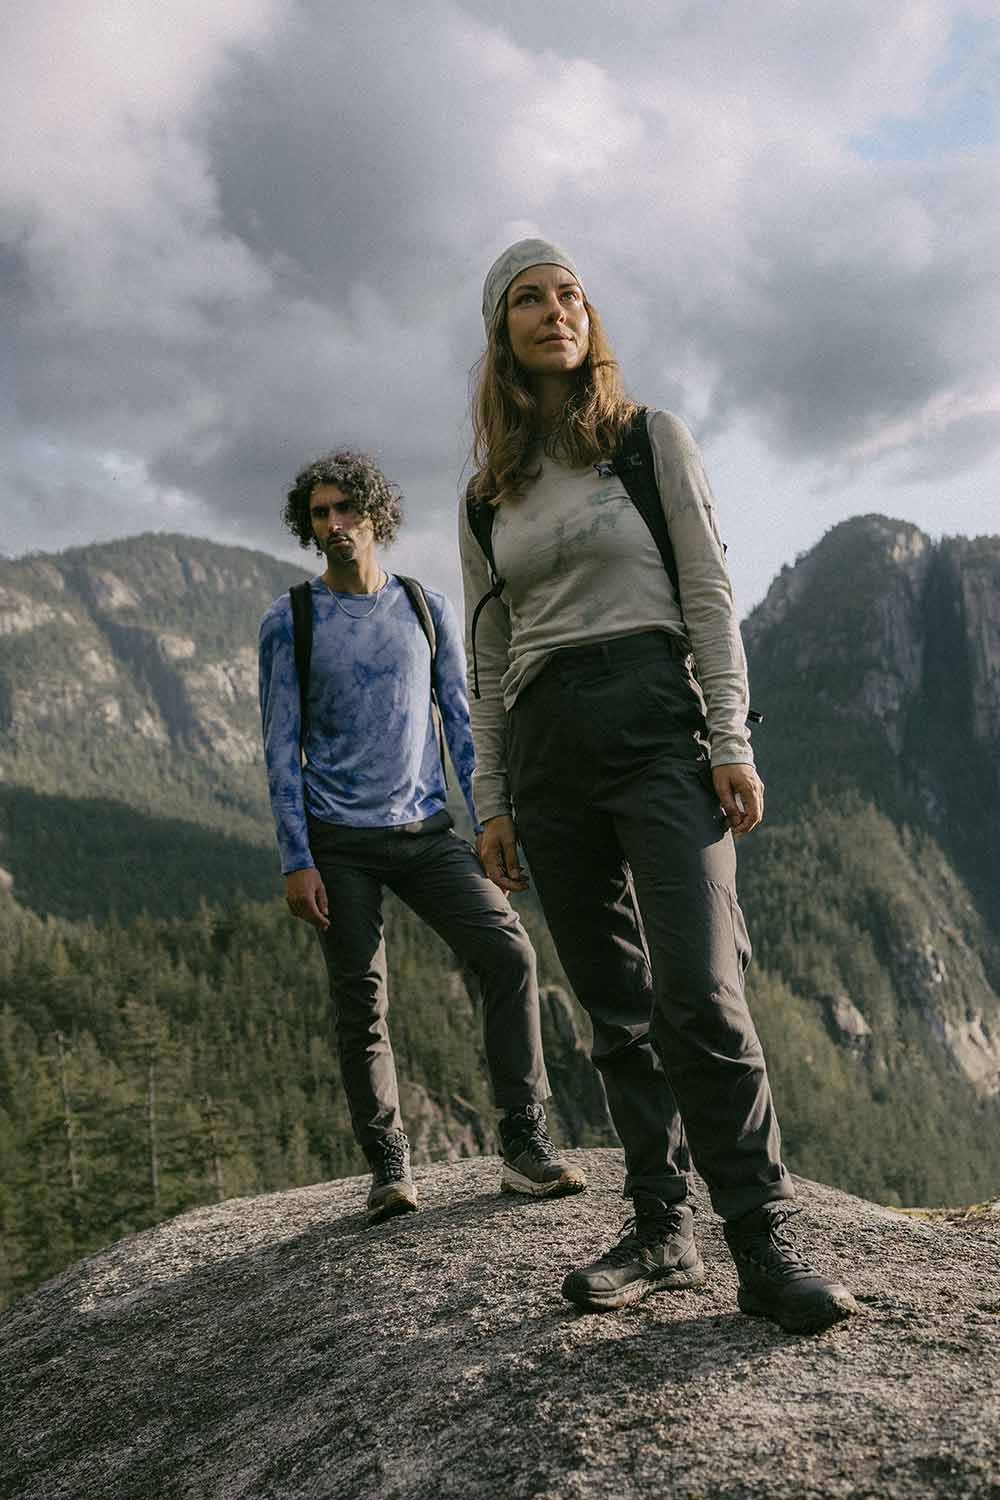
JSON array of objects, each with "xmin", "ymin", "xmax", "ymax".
[
  {"xmin": 623, "ymin": 1173, "xmax": 691, "ymax": 1205},
  {"xmin": 494, "ymin": 1088, "xmax": 551, "ymax": 1111},
  {"xmin": 717, "ymin": 1177, "xmax": 797, "ymax": 1222}
]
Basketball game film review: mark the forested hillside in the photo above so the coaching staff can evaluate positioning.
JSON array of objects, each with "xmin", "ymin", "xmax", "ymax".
[
  {"xmin": 0, "ymin": 885, "xmax": 613, "ymax": 1306},
  {"xmin": 2, "ymin": 522, "xmax": 999, "ymax": 1309}
]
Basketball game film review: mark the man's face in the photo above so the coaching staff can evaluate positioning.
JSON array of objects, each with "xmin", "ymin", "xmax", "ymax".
[{"xmin": 309, "ymin": 483, "xmax": 375, "ymax": 565}]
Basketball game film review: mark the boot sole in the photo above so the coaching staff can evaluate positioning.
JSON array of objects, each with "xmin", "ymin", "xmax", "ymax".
[
  {"xmin": 562, "ymin": 1258, "xmax": 707, "ymax": 1311},
  {"xmin": 500, "ymin": 1164, "xmax": 588, "ymax": 1199},
  {"xmin": 366, "ymin": 1188, "xmax": 419, "ymax": 1226},
  {"xmin": 737, "ymin": 1285, "xmax": 860, "ymax": 1333}
]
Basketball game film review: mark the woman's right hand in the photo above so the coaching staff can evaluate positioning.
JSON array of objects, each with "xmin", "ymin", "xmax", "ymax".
[{"xmin": 477, "ymin": 815, "xmax": 530, "ymax": 893}]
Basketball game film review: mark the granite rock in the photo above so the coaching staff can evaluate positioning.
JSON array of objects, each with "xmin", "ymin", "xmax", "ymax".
[{"xmin": 3, "ymin": 1149, "xmax": 999, "ymax": 1500}]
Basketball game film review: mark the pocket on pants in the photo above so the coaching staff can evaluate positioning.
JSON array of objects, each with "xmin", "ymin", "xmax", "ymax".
[
  {"xmin": 727, "ymin": 886, "xmax": 752, "ymax": 976},
  {"xmin": 639, "ymin": 656, "xmax": 708, "ymax": 735}
]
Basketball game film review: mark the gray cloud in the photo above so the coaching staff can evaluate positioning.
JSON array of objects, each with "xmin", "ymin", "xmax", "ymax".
[{"xmin": 2, "ymin": 0, "xmax": 998, "ymax": 577}]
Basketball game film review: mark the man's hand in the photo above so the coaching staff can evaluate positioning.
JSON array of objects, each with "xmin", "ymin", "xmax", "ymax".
[
  {"xmin": 477, "ymin": 814, "xmax": 530, "ymax": 893},
  {"xmin": 712, "ymin": 763, "xmax": 765, "ymax": 838},
  {"xmin": 285, "ymin": 867, "xmax": 330, "ymax": 929}
]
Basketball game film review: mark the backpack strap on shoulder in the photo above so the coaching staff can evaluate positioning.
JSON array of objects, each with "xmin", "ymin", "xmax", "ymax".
[
  {"xmin": 465, "ymin": 481, "xmax": 507, "ymax": 701},
  {"xmin": 612, "ymin": 409, "xmax": 762, "ymax": 727},
  {"xmin": 611, "ymin": 406, "xmax": 680, "ymax": 595},
  {"xmin": 289, "ymin": 580, "xmax": 314, "ymax": 760},
  {"xmin": 466, "ymin": 482, "xmax": 502, "ymax": 581},
  {"xmin": 395, "ymin": 575, "xmax": 437, "ymax": 662},
  {"xmin": 395, "ymin": 575, "xmax": 448, "ymax": 787}
]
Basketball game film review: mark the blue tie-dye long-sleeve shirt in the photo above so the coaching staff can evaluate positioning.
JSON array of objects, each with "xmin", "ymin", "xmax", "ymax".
[{"xmin": 258, "ymin": 575, "xmax": 478, "ymax": 873}]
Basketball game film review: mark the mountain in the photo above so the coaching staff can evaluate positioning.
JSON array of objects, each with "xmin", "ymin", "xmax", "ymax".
[
  {"xmin": 0, "ymin": 534, "xmax": 304, "ymax": 918},
  {"xmin": 1, "ymin": 521, "xmax": 1000, "ymax": 1309},
  {"xmin": 741, "ymin": 516, "xmax": 1000, "ymax": 1102},
  {"xmin": 743, "ymin": 516, "xmax": 999, "ymax": 920}
]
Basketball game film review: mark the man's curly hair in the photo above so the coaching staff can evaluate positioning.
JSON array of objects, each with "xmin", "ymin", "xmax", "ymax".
[{"xmin": 282, "ymin": 449, "xmax": 403, "ymax": 551}]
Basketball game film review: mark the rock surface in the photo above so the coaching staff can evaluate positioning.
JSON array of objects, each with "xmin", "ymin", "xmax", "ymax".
[{"xmin": 3, "ymin": 1149, "xmax": 999, "ymax": 1500}]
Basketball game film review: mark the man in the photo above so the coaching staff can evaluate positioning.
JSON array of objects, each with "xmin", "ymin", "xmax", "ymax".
[{"xmin": 258, "ymin": 448, "xmax": 585, "ymax": 1224}]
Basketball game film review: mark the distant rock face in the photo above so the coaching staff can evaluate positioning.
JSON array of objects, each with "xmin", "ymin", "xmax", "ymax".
[
  {"xmin": 952, "ymin": 542, "xmax": 1000, "ymax": 746},
  {"xmin": 743, "ymin": 514, "xmax": 1000, "ymax": 1097},
  {"xmin": 745, "ymin": 516, "xmax": 935, "ymax": 755},
  {"xmin": 3, "ymin": 1153, "xmax": 1000, "ymax": 1500},
  {"xmin": 158, "ymin": 633, "xmax": 197, "ymax": 661},
  {"xmin": 79, "ymin": 569, "xmax": 140, "ymax": 612},
  {"xmin": 538, "ymin": 985, "xmax": 612, "ymax": 1142},
  {"xmin": 0, "ymin": 536, "xmax": 304, "ymax": 773},
  {"xmin": 398, "ymin": 1079, "xmax": 491, "ymax": 1161},
  {"xmin": 0, "ymin": 588, "xmax": 75, "ymax": 638},
  {"xmin": 817, "ymin": 992, "xmax": 873, "ymax": 1052}
]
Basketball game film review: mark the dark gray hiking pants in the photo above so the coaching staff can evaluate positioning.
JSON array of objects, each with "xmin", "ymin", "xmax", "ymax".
[
  {"xmin": 308, "ymin": 815, "xmax": 549, "ymax": 1155},
  {"xmin": 507, "ymin": 631, "xmax": 792, "ymax": 1221}
]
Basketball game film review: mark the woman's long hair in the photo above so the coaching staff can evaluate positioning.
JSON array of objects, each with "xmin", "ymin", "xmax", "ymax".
[{"xmin": 470, "ymin": 299, "xmax": 638, "ymax": 504}]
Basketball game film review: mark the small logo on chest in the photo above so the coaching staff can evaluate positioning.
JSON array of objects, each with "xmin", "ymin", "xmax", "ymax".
[{"xmin": 594, "ymin": 461, "xmax": 615, "ymax": 477}]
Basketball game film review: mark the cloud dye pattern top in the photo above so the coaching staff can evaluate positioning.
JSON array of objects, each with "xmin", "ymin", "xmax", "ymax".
[{"xmin": 258, "ymin": 576, "xmax": 477, "ymax": 873}]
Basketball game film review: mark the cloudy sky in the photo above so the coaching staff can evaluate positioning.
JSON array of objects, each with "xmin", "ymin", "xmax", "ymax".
[{"xmin": 3, "ymin": 0, "xmax": 998, "ymax": 614}]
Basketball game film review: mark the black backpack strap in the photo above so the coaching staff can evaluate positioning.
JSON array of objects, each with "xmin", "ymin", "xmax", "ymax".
[
  {"xmin": 465, "ymin": 482, "xmax": 507, "ymax": 701},
  {"xmin": 289, "ymin": 580, "xmax": 314, "ymax": 759},
  {"xmin": 611, "ymin": 406, "xmax": 680, "ymax": 594},
  {"xmin": 612, "ymin": 410, "xmax": 762, "ymax": 726},
  {"xmin": 395, "ymin": 575, "xmax": 448, "ymax": 787},
  {"xmin": 466, "ymin": 482, "xmax": 501, "ymax": 580}
]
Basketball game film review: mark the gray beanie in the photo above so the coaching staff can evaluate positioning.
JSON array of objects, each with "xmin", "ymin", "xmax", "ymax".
[{"xmin": 481, "ymin": 237, "xmax": 584, "ymax": 337}]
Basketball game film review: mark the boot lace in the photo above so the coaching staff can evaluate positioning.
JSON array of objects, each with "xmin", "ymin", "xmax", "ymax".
[
  {"xmin": 742, "ymin": 1207, "xmax": 814, "ymax": 1281},
  {"xmin": 372, "ymin": 1131, "xmax": 410, "ymax": 1185},
  {"xmin": 599, "ymin": 1205, "xmax": 686, "ymax": 1268},
  {"xmin": 505, "ymin": 1104, "xmax": 559, "ymax": 1164}
]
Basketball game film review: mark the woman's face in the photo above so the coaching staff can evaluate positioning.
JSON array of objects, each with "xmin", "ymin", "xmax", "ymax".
[{"xmin": 504, "ymin": 263, "xmax": 590, "ymax": 378}]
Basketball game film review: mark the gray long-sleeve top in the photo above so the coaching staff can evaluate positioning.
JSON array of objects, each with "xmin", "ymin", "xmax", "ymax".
[{"xmin": 458, "ymin": 408, "xmax": 753, "ymax": 824}]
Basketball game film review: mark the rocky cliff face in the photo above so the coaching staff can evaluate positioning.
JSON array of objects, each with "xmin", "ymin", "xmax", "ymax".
[
  {"xmin": 744, "ymin": 516, "xmax": 1000, "ymax": 800},
  {"xmin": 742, "ymin": 515, "xmax": 1000, "ymax": 1098},
  {"xmin": 745, "ymin": 517, "xmax": 934, "ymax": 756},
  {"xmin": 3, "ymin": 1152, "xmax": 999, "ymax": 1500},
  {"xmin": 0, "ymin": 536, "xmax": 303, "ymax": 775}
]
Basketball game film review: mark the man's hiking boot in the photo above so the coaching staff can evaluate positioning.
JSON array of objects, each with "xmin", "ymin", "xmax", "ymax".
[
  {"xmin": 724, "ymin": 1202, "xmax": 859, "ymax": 1334},
  {"xmin": 498, "ymin": 1103, "xmax": 587, "ymax": 1199},
  {"xmin": 365, "ymin": 1130, "xmax": 418, "ymax": 1225},
  {"xmin": 561, "ymin": 1195, "xmax": 705, "ymax": 1310}
]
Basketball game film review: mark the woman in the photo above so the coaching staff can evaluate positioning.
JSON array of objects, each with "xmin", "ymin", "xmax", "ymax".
[{"xmin": 459, "ymin": 238, "xmax": 857, "ymax": 1334}]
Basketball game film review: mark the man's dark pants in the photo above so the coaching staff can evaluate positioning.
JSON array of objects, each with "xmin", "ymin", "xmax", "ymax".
[
  {"xmin": 507, "ymin": 631, "xmax": 793, "ymax": 1221},
  {"xmin": 309, "ymin": 816, "xmax": 549, "ymax": 1153}
]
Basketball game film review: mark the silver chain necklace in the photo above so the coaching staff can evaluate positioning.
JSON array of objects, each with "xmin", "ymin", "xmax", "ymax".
[{"xmin": 325, "ymin": 570, "xmax": 388, "ymax": 619}]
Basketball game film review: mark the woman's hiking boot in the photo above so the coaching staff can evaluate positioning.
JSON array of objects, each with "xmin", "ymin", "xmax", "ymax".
[
  {"xmin": 724, "ymin": 1202, "xmax": 859, "ymax": 1333},
  {"xmin": 498, "ymin": 1103, "xmax": 587, "ymax": 1198},
  {"xmin": 365, "ymin": 1130, "xmax": 419, "ymax": 1225},
  {"xmin": 561, "ymin": 1195, "xmax": 705, "ymax": 1310}
]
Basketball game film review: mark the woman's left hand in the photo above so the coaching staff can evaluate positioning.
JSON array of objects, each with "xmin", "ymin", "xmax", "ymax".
[{"xmin": 712, "ymin": 763, "xmax": 764, "ymax": 837}]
